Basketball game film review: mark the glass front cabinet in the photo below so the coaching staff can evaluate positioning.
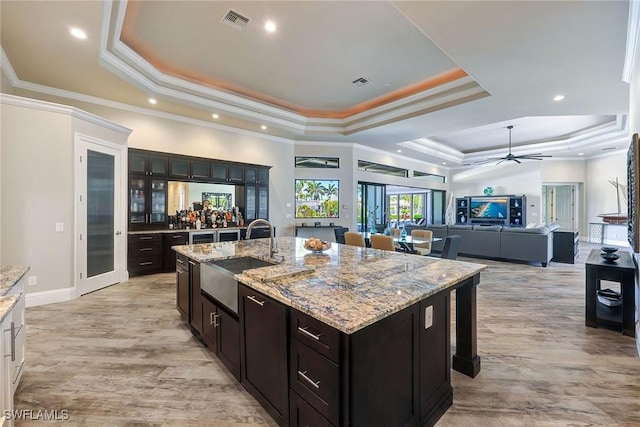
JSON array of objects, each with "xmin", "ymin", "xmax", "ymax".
[{"xmin": 129, "ymin": 176, "xmax": 167, "ymax": 229}]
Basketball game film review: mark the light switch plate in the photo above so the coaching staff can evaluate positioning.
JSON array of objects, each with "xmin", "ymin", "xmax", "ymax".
[
  {"xmin": 425, "ymin": 305, "xmax": 433, "ymax": 329},
  {"xmin": 28, "ymin": 276, "xmax": 37, "ymax": 286},
  {"xmin": 55, "ymin": 223, "xmax": 64, "ymax": 232}
]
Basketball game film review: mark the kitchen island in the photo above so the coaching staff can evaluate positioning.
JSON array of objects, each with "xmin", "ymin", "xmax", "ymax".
[{"xmin": 174, "ymin": 237, "xmax": 486, "ymax": 427}]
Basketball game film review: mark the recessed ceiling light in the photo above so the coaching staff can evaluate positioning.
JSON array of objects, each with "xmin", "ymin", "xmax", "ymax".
[
  {"xmin": 261, "ymin": 125, "xmax": 267, "ymax": 130},
  {"xmin": 148, "ymin": 98, "xmax": 157, "ymax": 105},
  {"xmin": 212, "ymin": 113, "xmax": 219, "ymax": 119},
  {"xmin": 397, "ymin": 149, "xmax": 402, "ymax": 153},
  {"xmin": 442, "ymin": 162, "xmax": 447, "ymax": 165},
  {"xmin": 69, "ymin": 27, "xmax": 87, "ymax": 40},
  {"xmin": 578, "ymin": 152, "xmax": 584, "ymax": 156},
  {"xmin": 265, "ymin": 21, "xmax": 277, "ymax": 32},
  {"xmin": 553, "ymin": 95, "xmax": 565, "ymax": 102}
]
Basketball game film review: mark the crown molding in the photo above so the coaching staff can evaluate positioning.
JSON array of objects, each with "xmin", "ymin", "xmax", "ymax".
[
  {"xmin": 0, "ymin": 93, "xmax": 132, "ymax": 135},
  {"xmin": 0, "ymin": 45, "xmax": 19, "ymax": 86},
  {"xmin": 101, "ymin": 0, "xmax": 487, "ymax": 138},
  {"xmin": 622, "ymin": 0, "xmax": 640, "ymax": 83}
]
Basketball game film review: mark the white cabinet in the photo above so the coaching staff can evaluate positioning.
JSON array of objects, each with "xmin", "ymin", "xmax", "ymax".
[{"xmin": 1, "ymin": 277, "xmax": 25, "ymax": 427}]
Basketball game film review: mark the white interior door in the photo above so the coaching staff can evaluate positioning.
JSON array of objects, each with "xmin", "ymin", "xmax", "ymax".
[{"xmin": 76, "ymin": 135, "xmax": 125, "ymax": 295}]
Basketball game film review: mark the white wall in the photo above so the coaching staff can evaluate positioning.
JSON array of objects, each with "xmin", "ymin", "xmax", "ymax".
[
  {"xmin": 0, "ymin": 69, "xmax": 13, "ymax": 95},
  {"xmin": 451, "ymin": 162, "xmax": 542, "ymax": 223},
  {"xmin": 294, "ymin": 143, "xmax": 355, "ymax": 228}
]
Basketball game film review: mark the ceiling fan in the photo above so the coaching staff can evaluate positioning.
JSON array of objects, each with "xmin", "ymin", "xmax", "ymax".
[{"xmin": 474, "ymin": 125, "xmax": 552, "ymax": 165}]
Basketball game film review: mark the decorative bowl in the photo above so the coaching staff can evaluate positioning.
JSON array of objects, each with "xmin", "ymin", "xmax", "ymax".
[
  {"xmin": 600, "ymin": 253, "xmax": 620, "ymax": 262},
  {"xmin": 303, "ymin": 238, "xmax": 331, "ymax": 253},
  {"xmin": 600, "ymin": 247, "xmax": 619, "ymax": 254}
]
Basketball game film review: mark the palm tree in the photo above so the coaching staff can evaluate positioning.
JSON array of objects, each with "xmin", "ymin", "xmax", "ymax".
[{"xmin": 324, "ymin": 182, "xmax": 338, "ymax": 199}]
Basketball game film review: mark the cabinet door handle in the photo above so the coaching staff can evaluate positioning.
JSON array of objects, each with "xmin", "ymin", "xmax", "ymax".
[
  {"xmin": 297, "ymin": 326, "xmax": 321, "ymax": 341},
  {"xmin": 139, "ymin": 236, "xmax": 153, "ymax": 240},
  {"xmin": 246, "ymin": 295, "xmax": 266, "ymax": 306},
  {"xmin": 115, "ymin": 231, "xmax": 122, "ymax": 235},
  {"xmin": 210, "ymin": 313, "xmax": 220, "ymax": 327},
  {"xmin": 139, "ymin": 262, "xmax": 153, "ymax": 266},
  {"xmin": 188, "ymin": 261, "xmax": 196, "ymax": 266},
  {"xmin": 4, "ymin": 322, "xmax": 16, "ymax": 361},
  {"xmin": 140, "ymin": 247, "xmax": 153, "ymax": 252},
  {"xmin": 172, "ymin": 235, "xmax": 183, "ymax": 239},
  {"xmin": 298, "ymin": 370, "xmax": 320, "ymax": 389}
]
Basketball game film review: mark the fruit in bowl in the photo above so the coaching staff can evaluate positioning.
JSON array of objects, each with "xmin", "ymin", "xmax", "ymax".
[{"xmin": 303, "ymin": 238, "xmax": 331, "ymax": 252}]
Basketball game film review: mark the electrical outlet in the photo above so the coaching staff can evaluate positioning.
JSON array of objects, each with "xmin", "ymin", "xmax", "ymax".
[
  {"xmin": 55, "ymin": 223, "xmax": 64, "ymax": 232},
  {"xmin": 28, "ymin": 276, "xmax": 37, "ymax": 286},
  {"xmin": 424, "ymin": 305, "xmax": 433, "ymax": 329}
]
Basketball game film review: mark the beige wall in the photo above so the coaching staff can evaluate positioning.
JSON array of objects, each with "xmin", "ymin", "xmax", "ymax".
[
  {"xmin": 1, "ymin": 96, "xmax": 130, "ymax": 296},
  {"xmin": 1, "ymin": 102, "xmax": 74, "ymax": 293},
  {"xmin": 0, "ymin": 69, "xmax": 13, "ymax": 95}
]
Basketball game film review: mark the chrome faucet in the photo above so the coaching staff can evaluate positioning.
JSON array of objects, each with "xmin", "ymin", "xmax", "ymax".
[{"xmin": 245, "ymin": 219, "xmax": 278, "ymax": 258}]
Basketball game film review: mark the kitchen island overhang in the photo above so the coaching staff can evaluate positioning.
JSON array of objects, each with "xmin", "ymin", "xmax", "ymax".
[{"xmin": 173, "ymin": 237, "xmax": 486, "ymax": 426}]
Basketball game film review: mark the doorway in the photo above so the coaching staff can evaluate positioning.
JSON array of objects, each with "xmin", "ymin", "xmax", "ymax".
[
  {"xmin": 542, "ymin": 184, "xmax": 576, "ymax": 229},
  {"xmin": 75, "ymin": 134, "xmax": 125, "ymax": 295}
]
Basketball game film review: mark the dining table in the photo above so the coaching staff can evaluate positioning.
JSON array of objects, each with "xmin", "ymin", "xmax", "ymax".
[{"xmin": 359, "ymin": 231, "xmax": 442, "ymax": 252}]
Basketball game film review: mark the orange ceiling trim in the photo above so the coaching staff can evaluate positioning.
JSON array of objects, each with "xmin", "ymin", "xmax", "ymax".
[{"xmin": 121, "ymin": 3, "xmax": 468, "ymax": 119}]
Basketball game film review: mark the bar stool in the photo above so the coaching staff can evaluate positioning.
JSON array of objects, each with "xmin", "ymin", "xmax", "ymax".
[
  {"xmin": 344, "ymin": 232, "xmax": 366, "ymax": 247},
  {"xmin": 370, "ymin": 234, "xmax": 395, "ymax": 251}
]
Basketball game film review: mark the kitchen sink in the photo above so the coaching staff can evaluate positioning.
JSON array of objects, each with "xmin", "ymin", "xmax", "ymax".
[
  {"xmin": 200, "ymin": 256, "xmax": 276, "ymax": 314},
  {"xmin": 210, "ymin": 256, "xmax": 275, "ymax": 274}
]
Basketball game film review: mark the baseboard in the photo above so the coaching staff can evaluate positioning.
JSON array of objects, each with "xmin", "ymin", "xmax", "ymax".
[{"xmin": 25, "ymin": 286, "xmax": 78, "ymax": 307}]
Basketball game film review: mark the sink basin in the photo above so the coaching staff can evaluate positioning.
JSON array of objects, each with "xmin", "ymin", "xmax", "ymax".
[
  {"xmin": 210, "ymin": 256, "xmax": 275, "ymax": 274},
  {"xmin": 201, "ymin": 256, "xmax": 276, "ymax": 314}
]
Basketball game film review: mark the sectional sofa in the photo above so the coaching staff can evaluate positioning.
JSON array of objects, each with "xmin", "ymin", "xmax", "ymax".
[{"xmin": 405, "ymin": 223, "xmax": 560, "ymax": 266}]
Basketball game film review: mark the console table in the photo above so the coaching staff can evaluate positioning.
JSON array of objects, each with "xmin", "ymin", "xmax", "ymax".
[
  {"xmin": 585, "ymin": 249, "xmax": 636, "ymax": 336},
  {"xmin": 552, "ymin": 229, "xmax": 579, "ymax": 263}
]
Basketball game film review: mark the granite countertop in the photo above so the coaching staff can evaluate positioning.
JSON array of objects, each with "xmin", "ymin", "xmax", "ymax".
[
  {"xmin": 1, "ymin": 265, "xmax": 29, "ymax": 296},
  {"xmin": 1, "ymin": 265, "xmax": 29, "ymax": 322},
  {"xmin": 174, "ymin": 237, "xmax": 486, "ymax": 334}
]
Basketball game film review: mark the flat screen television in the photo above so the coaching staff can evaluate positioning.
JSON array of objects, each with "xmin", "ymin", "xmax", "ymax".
[{"xmin": 470, "ymin": 197, "xmax": 508, "ymax": 219}]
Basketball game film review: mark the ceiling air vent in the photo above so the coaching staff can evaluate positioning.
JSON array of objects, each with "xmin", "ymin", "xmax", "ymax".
[
  {"xmin": 221, "ymin": 9, "xmax": 250, "ymax": 31},
  {"xmin": 352, "ymin": 77, "xmax": 370, "ymax": 87}
]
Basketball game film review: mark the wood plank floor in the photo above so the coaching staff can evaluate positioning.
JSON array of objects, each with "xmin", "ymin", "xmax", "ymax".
[{"xmin": 13, "ymin": 243, "xmax": 640, "ymax": 426}]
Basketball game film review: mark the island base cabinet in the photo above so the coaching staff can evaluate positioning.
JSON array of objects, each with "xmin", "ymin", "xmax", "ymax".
[
  {"xmin": 239, "ymin": 284, "xmax": 289, "ymax": 427},
  {"xmin": 419, "ymin": 294, "xmax": 453, "ymax": 423},
  {"xmin": 201, "ymin": 294, "xmax": 241, "ymax": 381}
]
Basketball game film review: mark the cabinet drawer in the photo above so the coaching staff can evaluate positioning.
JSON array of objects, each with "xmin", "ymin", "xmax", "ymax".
[
  {"xmin": 290, "ymin": 391, "xmax": 333, "ymax": 427},
  {"xmin": 290, "ymin": 340, "xmax": 339, "ymax": 425},
  {"xmin": 129, "ymin": 240, "xmax": 163, "ymax": 257},
  {"xmin": 291, "ymin": 309, "xmax": 340, "ymax": 363},
  {"xmin": 128, "ymin": 233, "xmax": 162, "ymax": 244},
  {"xmin": 128, "ymin": 255, "xmax": 163, "ymax": 275}
]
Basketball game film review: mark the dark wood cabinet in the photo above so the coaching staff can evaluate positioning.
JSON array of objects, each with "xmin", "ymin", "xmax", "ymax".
[
  {"xmin": 201, "ymin": 294, "xmax": 241, "ymax": 380},
  {"xmin": 239, "ymin": 284, "xmax": 289, "ymax": 426},
  {"xmin": 211, "ymin": 162, "xmax": 244, "ymax": 183},
  {"xmin": 129, "ymin": 176, "xmax": 167, "ymax": 230},
  {"xmin": 128, "ymin": 234, "xmax": 163, "ymax": 276},
  {"xmin": 176, "ymin": 254, "xmax": 189, "ymax": 322},
  {"xmin": 129, "ymin": 150, "xmax": 167, "ymax": 176},
  {"xmin": 553, "ymin": 229, "xmax": 579, "ymax": 264},
  {"xmin": 169, "ymin": 157, "xmax": 211, "ymax": 181},
  {"xmin": 290, "ymin": 391, "xmax": 332, "ymax": 427},
  {"xmin": 163, "ymin": 232, "xmax": 189, "ymax": 272},
  {"xmin": 242, "ymin": 184, "xmax": 269, "ymax": 222},
  {"xmin": 244, "ymin": 167, "xmax": 268, "ymax": 184},
  {"xmin": 189, "ymin": 259, "xmax": 202, "ymax": 335}
]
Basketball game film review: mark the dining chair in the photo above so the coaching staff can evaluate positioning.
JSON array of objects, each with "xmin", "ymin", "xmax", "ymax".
[
  {"xmin": 411, "ymin": 229, "xmax": 432, "ymax": 255},
  {"xmin": 390, "ymin": 228, "xmax": 402, "ymax": 237},
  {"xmin": 334, "ymin": 227, "xmax": 349, "ymax": 244},
  {"xmin": 370, "ymin": 234, "xmax": 396, "ymax": 251},
  {"xmin": 344, "ymin": 231, "xmax": 366, "ymax": 247},
  {"xmin": 441, "ymin": 235, "xmax": 461, "ymax": 260}
]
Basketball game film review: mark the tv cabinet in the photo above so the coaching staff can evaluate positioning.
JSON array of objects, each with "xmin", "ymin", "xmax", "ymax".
[{"xmin": 456, "ymin": 195, "xmax": 526, "ymax": 227}]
